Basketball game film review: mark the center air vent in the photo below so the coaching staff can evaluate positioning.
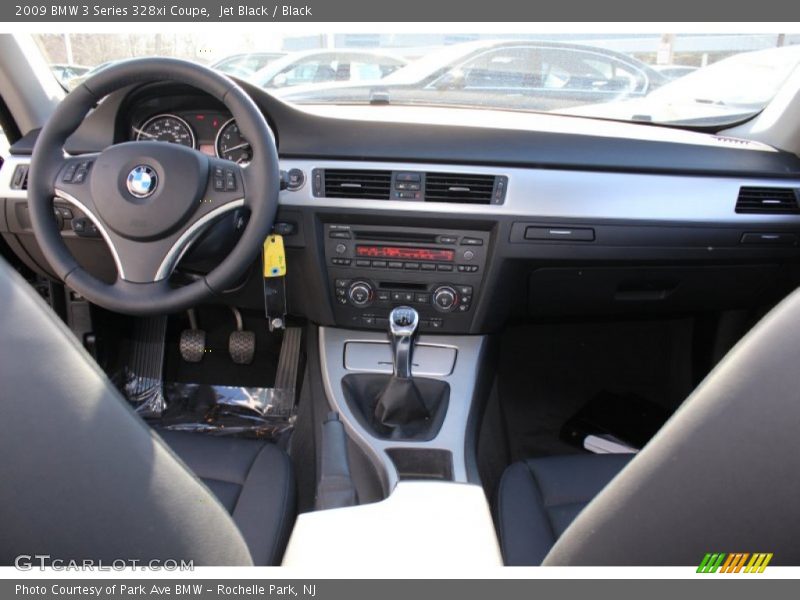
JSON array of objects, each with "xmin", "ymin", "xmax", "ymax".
[
  {"xmin": 323, "ymin": 169, "xmax": 392, "ymax": 200},
  {"xmin": 424, "ymin": 172, "xmax": 501, "ymax": 205},
  {"xmin": 736, "ymin": 186, "xmax": 800, "ymax": 214}
]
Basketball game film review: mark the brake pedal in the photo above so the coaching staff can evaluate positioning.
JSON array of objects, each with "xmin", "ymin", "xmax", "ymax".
[
  {"xmin": 228, "ymin": 307, "xmax": 256, "ymax": 365},
  {"xmin": 179, "ymin": 309, "xmax": 206, "ymax": 363}
]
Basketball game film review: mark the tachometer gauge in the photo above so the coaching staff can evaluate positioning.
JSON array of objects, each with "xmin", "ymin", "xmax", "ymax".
[
  {"xmin": 215, "ymin": 119, "xmax": 252, "ymax": 165},
  {"xmin": 135, "ymin": 114, "xmax": 196, "ymax": 148}
]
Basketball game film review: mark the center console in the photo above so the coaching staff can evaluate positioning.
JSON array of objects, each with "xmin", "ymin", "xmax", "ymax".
[
  {"xmin": 323, "ymin": 224, "xmax": 490, "ymax": 333},
  {"xmin": 289, "ymin": 323, "xmax": 501, "ymax": 568}
]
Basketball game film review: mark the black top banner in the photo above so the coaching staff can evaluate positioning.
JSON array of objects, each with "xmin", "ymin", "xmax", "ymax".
[{"xmin": 3, "ymin": 0, "xmax": 798, "ymax": 22}]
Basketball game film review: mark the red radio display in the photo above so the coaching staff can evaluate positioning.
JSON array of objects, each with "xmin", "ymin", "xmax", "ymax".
[{"xmin": 356, "ymin": 245, "xmax": 454, "ymax": 262}]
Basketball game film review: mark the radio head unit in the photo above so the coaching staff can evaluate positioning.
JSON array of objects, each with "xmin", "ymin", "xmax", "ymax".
[{"xmin": 323, "ymin": 224, "xmax": 489, "ymax": 333}]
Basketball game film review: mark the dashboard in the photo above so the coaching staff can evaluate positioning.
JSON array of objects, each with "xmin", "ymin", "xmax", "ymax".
[{"xmin": 3, "ymin": 79, "xmax": 800, "ymax": 333}]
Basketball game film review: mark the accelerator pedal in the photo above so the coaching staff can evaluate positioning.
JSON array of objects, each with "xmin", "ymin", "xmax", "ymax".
[{"xmin": 228, "ymin": 306, "xmax": 256, "ymax": 365}]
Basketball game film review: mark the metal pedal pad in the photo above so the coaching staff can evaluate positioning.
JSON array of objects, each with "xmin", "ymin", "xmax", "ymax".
[
  {"xmin": 180, "ymin": 309, "xmax": 206, "ymax": 363},
  {"xmin": 229, "ymin": 330, "xmax": 256, "ymax": 365},
  {"xmin": 179, "ymin": 329, "xmax": 206, "ymax": 363}
]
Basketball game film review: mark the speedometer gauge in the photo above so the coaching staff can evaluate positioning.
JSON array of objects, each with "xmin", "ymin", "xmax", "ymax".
[
  {"xmin": 135, "ymin": 114, "xmax": 196, "ymax": 148},
  {"xmin": 215, "ymin": 119, "xmax": 252, "ymax": 165}
]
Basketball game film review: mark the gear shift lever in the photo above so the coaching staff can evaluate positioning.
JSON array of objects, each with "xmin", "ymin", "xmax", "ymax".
[
  {"xmin": 388, "ymin": 306, "xmax": 419, "ymax": 379},
  {"xmin": 373, "ymin": 306, "xmax": 428, "ymax": 429}
]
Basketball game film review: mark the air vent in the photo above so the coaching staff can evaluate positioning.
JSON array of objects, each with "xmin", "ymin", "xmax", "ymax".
[
  {"xmin": 424, "ymin": 172, "xmax": 502, "ymax": 205},
  {"xmin": 10, "ymin": 164, "xmax": 29, "ymax": 191},
  {"xmin": 323, "ymin": 169, "xmax": 392, "ymax": 200},
  {"xmin": 736, "ymin": 187, "xmax": 800, "ymax": 214}
]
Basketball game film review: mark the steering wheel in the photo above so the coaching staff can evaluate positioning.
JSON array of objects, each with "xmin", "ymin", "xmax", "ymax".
[{"xmin": 29, "ymin": 58, "xmax": 279, "ymax": 315}]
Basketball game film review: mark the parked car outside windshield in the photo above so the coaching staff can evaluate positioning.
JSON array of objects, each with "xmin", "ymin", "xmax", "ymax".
[
  {"xmin": 563, "ymin": 45, "xmax": 800, "ymax": 126},
  {"xmin": 278, "ymin": 41, "xmax": 668, "ymax": 112},
  {"xmin": 211, "ymin": 52, "xmax": 285, "ymax": 78},
  {"xmin": 33, "ymin": 33, "xmax": 800, "ymax": 128},
  {"xmin": 248, "ymin": 50, "xmax": 407, "ymax": 88}
]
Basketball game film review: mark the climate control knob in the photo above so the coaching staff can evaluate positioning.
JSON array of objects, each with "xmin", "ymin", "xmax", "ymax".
[
  {"xmin": 348, "ymin": 281, "xmax": 374, "ymax": 307},
  {"xmin": 432, "ymin": 286, "xmax": 458, "ymax": 312}
]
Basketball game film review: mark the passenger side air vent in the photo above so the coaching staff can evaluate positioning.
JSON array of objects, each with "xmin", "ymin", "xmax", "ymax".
[
  {"xmin": 736, "ymin": 186, "xmax": 800, "ymax": 214},
  {"xmin": 424, "ymin": 172, "xmax": 503, "ymax": 205},
  {"xmin": 322, "ymin": 169, "xmax": 392, "ymax": 200},
  {"xmin": 10, "ymin": 164, "xmax": 29, "ymax": 191}
]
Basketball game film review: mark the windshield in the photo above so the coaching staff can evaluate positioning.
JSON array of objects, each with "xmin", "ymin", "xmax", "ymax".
[{"xmin": 32, "ymin": 32, "xmax": 800, "ymax": 128}]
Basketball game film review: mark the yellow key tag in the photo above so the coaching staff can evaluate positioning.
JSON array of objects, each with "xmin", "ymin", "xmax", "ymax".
[{"xmin": 263, "ymin": 234, "xmax": 286, "ymax": 278}]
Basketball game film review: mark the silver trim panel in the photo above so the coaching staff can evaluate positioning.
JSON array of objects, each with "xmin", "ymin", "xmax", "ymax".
[
  {"xmin": 278, "ymin": 158, "xmax": 800, "ymax": 225},
  {"xmin": 344, "ymin": 341, "xmax": 457, "ymax": 377},
  {"xmin": 7, "ymin": 155, "xmax": 800, "ymax": 226}
]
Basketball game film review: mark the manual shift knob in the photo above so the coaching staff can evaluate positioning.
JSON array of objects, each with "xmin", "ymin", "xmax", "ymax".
[{"xmin": 388, "ymin": 306, "xmax": 419, "ymax": 379}]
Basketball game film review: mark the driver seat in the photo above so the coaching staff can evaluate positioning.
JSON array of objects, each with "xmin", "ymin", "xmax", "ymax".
[{"xmin": 0, "ymin": 258, "xmax": 295, "ymax": 566}]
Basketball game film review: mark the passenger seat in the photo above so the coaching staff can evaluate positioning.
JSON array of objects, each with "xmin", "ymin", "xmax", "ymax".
[{"xmin": 497, "ymin": 454, "xmax": 632, "ymax": 565}]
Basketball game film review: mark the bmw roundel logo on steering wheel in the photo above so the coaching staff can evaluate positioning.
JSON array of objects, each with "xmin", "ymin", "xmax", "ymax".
[{"xmin": 126, "ymin": 165, "xmax": 158, "ymax": 198}]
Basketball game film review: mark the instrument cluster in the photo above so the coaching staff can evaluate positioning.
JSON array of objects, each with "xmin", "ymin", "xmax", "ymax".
[{"xmin": 133, "ymin": 111, "xmax": 252, "ymax": 165}]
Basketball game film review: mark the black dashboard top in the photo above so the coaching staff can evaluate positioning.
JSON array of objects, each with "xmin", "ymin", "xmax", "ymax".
[{"xmin": 10, "ymin": 79, "xmax": 800, "ymax": 179}]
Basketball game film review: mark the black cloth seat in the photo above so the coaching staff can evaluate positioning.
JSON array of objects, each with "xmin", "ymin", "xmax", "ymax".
[
  {"xmin": 158, "ymin": 431, "xmax": 295, "ymax": 566},
  {"xmin": 497, "ymin": 454, "xmax": 632, "ymax": 565},
  {"xmin": 0, "ymin": 257, "xmax": 294, "ymax": 566}
]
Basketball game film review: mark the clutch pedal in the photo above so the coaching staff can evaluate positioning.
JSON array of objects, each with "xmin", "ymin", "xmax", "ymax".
[{"xmin": 179, "ymin": 308, "xmax": 206, "ymax": 363}]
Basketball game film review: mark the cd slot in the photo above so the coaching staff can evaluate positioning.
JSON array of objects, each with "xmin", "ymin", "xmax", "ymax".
[
  {"xmin": 377, "ymin": 282, "xmax": 428, "ymax": 291},
  {"xmin": 353, "ymin": 230, "xmax": 439, "ymax": 244}
]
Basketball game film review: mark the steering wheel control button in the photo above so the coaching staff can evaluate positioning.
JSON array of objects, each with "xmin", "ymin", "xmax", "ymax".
[
  {"xmin": 224, "ymin": 168, "xmax": 237, "ymax": 192},
  {"xmin": 62, "ymin": 160, "xmax": 93, "ymax": 184},
  {"xmin": 71, "ymin": 218, "xmax": 99, "ymax": 238},
  {"xmin": 61, "ymin": 163, "xmax": 78, "ymax": 183},
  {"xmin": 55, "ymin": 206, "xmax": 73, "ymax": 219}
]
